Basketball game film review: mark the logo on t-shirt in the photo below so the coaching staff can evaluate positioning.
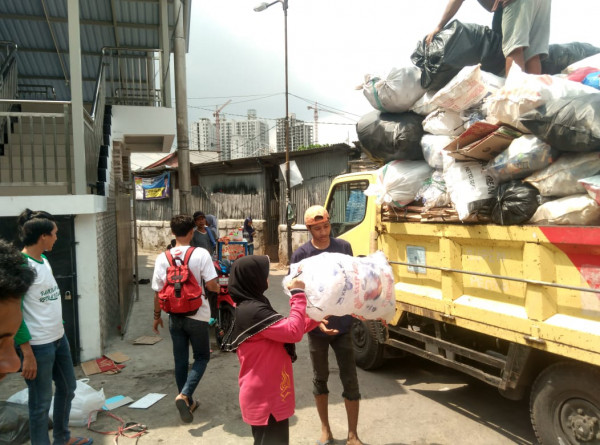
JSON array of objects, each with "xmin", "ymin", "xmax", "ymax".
[{"xmin": 39, "ymin": 285, "xmax": 60, "ymax": 303}]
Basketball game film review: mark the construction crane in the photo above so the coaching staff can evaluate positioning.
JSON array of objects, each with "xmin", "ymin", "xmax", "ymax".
[
  {"xmin": 214, "ymin": 99, "xmax": 231, "ymax": 156},
  {"xmin": 307, "ymin": 102, "xmax": 357, "ymax": 145}
]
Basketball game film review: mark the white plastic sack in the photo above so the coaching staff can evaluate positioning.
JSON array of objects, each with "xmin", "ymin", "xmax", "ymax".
[
  {"xmin": 420, "ymin": 134, "xmax": 454, "ymax": 169},
  {"xmin": 422, "ymin": 109, "xmax": 464, "ymax": 136},
  {"xmin": 563, "ymin": 53, "xmax": 600, "ymax": 74},
  {"xmin": 7, "ymin": 379, "xmax": 105, "ymax": 427},
  {"xmin": 485, "ymin": 64, "xmax": 599, "ymax": 131},
  {"xmin": 430, "ymin": 65, "xmax": 501, "ymax": 112},
  {"xmin": 444, "ymin": 159, "xmax": 498, "ymax": 220},
  {"xmin": 364, "ymin": 160, "xmax": 433, "ymax": 206},
  {"xmin": 529, "ymin": 194, "xmax": 600, "ymax": 225},
  {"xmin": 524, "ymin": 152, "xmax": 600, "ymax": 197},
  {"xmin": 7, "ymin": 388, "xmax": 28, "ymax": 405},
  {"xmin": 410, "ymin": 91, "xmax": 438, "ymax": 116},
  {"xmin": 283, "ymin": 251, "xmax": 396, "ymax": 322},
  {"xmin": 579, "ymin": 175, "xmax": 600, "ymax": 204},
  {"xmin": 485, "ymin": 135, "xmax": 556, "ymax": 183},
  {"xmin": 361, "ymin": 66, "xmax": 426, "ymax": 113},
  {"xmin": 50, "ymin": 379, "xmax": 105, "ymax": 427}
]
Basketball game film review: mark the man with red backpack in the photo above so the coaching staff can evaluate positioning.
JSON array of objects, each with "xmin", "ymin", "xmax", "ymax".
[{"xmin": 151, "ymin": 215, "xmax": 219, "ymax": 423}]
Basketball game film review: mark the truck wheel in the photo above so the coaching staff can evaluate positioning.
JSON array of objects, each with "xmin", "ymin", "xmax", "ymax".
[
  {"xmin": 215, "ymin": 304, "xmax": 235, "ymax": 348},
  {"xmin": 530, "ymin": 361, "xmax": 600, "ymax": 445},
  {"xmin": 352, "ymin": 319, "xmax": 385, "ymax": 370}
]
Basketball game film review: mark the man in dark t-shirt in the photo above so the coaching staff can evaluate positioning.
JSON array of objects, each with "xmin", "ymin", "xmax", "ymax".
[{"xmin": 290, "ymin": 205, "xmax": 362, "ymax": 445}]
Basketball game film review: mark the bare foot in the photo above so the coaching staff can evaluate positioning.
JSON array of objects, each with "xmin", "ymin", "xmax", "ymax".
[{"xmin": 346, "ymin": 435, "xmax": 363, "ymax": 445}]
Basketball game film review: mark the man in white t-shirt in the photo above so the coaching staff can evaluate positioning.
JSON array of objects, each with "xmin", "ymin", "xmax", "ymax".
[
  {"xmin": 152, "ymin": 215, "xmax": 219, "ymax": 423},
  {"xmin": 15, "ymin": 209, "xmax": 92, "ymax": 445}
]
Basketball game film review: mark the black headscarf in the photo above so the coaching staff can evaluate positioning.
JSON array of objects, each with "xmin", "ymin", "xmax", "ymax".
[{"xmin": 222, "ymin": 255, "xmax": 296, "ymax": 360}]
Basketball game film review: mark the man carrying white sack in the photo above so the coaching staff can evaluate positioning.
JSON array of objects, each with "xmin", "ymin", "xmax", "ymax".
[{"xmin": 290, "ymin": 205, "xmax": 363, "ymax": 445}]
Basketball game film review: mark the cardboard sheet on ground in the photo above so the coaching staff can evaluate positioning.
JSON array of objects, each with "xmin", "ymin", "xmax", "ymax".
[
  {"xmin": 129, "ymin": 393, "xmax": 167, "ymax": 409},
  {"xmin": 103, "ymin": 395, "xmax": 134, "ymax": 410},
  {"xmin": 81, "ymin": 357, "xmax": 125, "ymax": 376},
  {"xmin": 133, "ymin": 336, "xmax": 162, "ymax": 345},
  {"xmin": 104, "ymin": 351, "xmax": 130, "ymax": 363}
]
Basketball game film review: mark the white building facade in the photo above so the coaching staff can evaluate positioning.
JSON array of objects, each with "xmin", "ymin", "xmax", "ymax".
[{"xmin": 276, "ymin": 113, "xmax": 314, "ymax": 152}]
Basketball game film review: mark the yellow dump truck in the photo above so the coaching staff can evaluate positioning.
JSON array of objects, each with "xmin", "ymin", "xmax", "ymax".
[{"xmin": 324, "ymin": 171, "xmax": 600, "ymax": 445}]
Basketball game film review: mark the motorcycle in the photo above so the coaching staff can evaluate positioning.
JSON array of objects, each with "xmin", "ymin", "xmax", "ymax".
[{"xmin": 213, "ymin": 240, "xmax": 248, "ymax": 347}]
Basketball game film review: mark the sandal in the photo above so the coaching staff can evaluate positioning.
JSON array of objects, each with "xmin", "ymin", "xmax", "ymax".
[
  {"xmin": 68, "ymin": 438, "xmax": 93, "ymax": 445},
  {"xmin": 175, "ymin": 395, "xmax": 193, "ymax": 423}
]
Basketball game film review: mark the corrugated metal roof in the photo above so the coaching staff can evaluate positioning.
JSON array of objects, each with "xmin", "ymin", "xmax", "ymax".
[{"xmin": 0, "ymin": 0, "xmax": 190, "ymax": 102}]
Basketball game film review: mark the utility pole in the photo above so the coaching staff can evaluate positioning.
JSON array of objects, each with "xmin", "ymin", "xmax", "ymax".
[
  {"xmin": 214, "ymin": 99, "xmax": 231, "ymax": 160},
  {"xmin": 173, "ymin": 0, "xmax": 191, "ymax": 215}
]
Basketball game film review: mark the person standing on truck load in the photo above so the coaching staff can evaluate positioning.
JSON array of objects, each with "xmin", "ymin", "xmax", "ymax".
[
  {"xmin": 222, "ymin": 255, "xmax": 318, "ymax": 445},
  {"xmin": 290, "ymin": 205, "xmax": 363, "ymax": 445},
  {"xmin": 425, "ymin": 0, "xmax": 551, "ymax": 75},
  {"xmin": 152, "ymin": 215, "xmax": 220, "ymax": 423},
  {"xmin": 14, "ymin": 209, "xmax": 93, "ymax": 445},
  {"xmin": 0, "ymin": 239, "xmax": 34, "ymax": 382}
]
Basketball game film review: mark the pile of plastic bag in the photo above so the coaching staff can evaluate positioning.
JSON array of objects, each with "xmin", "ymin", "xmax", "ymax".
[
  {"xmin": 283, "ymin": 251, "xmax": 396, "ymax": 323},
  {"xmin": 355, "ymin": 20, "xmax": 600, "ymax": 226}
]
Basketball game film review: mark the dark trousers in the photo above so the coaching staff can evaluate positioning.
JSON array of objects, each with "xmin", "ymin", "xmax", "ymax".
[{"xmin": 251, "ymin": 414, "xmax": 289, "ymax": 445}]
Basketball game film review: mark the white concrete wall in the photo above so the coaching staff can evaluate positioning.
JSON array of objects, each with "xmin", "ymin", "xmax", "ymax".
[
  {"xmin": 74, "ymin": 214, "xmax": 102, "ymax": 361},
  {"xmin": 111, "ymin": 105, "xmax": 176, "ymax": 152},
  {"xmin": 278, "ymin": 224, "xmax": 310, "ymax": 264}
]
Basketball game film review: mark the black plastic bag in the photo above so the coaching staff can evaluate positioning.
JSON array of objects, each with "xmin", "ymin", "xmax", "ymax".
[
  {"xmin": 491, "ymin": 181, "xmax": 540, "ymax": 225},
  {"xmin": 356, "ymin": 111, "xmax": 424, "ymax": 164},
  {"xmin": 519, "ymin": 94, "xmax": 600, "ymax": 153},
  {"xmin": 0, "ymin": 402, "xmax": 29, "ymax": 445},
  {"xmin": 411, "ymin": 20, "xmax": 504, "ymax": 91},
  {"xmin": 541, "ymin": 42, "xmax": 600, "ymax": 75}
]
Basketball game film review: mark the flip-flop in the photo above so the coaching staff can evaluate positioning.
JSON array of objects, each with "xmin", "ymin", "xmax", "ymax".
[
  {"xmin": 68, "ymin": 438, "xmax": 93, "ymax": 445},
  {"xmin": 176, "ymin": 397, "xmax": 193, "ymax": 423},
  {"xmin": 316, "ymin": 440, "xmax": 333, "ymax": 445}
]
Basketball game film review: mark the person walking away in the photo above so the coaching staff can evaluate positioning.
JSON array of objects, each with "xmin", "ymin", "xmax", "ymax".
[
  {"xmin": 290, "ymin": 205, "xmax": 362, "ymax": 445},
  {"xmin": 222, "ymin": 255, "xmax": 319, "ymax": 445},
  {"xmin": 152, "ymin": 215, "xmax": 219, "ymax": 423},
  {"xmin": 14, "ymin": 209, "xmax": 93, "ymax": 445},
  {"xmin": 243, "ymin": 217, "xmax": 256, "ymax": 255},
  {"xmin": 0, "ymin": 239, "xmax": 34, "ymax": 382}
]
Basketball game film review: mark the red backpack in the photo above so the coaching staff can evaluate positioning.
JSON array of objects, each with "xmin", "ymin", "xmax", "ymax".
[{"xmin": 158, "ymin": 247, "xmax": 203, "ymax": 316}]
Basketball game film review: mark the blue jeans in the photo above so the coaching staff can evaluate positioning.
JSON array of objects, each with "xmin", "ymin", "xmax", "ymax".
[
  {"xmin": 25, "ymin": 334, "xmax": 76, "ymax": 445},
  {"xmin": 169, "ymin": 315, "xmax": 210, "ymax": 401}
]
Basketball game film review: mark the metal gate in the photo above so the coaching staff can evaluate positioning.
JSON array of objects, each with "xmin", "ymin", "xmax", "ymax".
[
  {"xmin": 116, "ymin": 187, "xmax": 136, "ymax": 334},
  {"xmin": 0, "ymin": 215, "xmax": 80, "ymax": 363}
]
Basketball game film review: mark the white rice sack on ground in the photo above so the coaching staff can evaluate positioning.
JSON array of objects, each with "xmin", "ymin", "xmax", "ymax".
[
  {"xmin": 364, "ymin": 160, "xmax": 433, "ymax": 206},
  {"xmin": 529, "ymin": 194, "xmax": 600, "ymax": 225},
  {"xmin": 484, "ymin": 64, "xmax": 599, "ymax": 132},
  {"xmin": 410, "ymin": 91, "xmax": 438, "ymax": 115},
  {"xmin": 430, "ymin": 65, "xmax": 497, "ymax": 112},
  {"xmin": 283, "ymin": 251, "xmax": 396, "ymax": 322},
  {"xmin": 361, "ymin": 66, "xmax": 426, "ymax": 113},
  {"xmin": 423, "ymin": 109, "xmax": 464, "ymax": 136},
  {"xmin": 421, "ymin": 134, "xmax": 454, "ymax": 169},
  {"xmin": 524, "ymin": 152, "xmax": 600, "ymax": 197},
  {"xmin": 444, "ymin": 159, "xmax": 497, "ymax": 220},
  {"xmin": 579, "ymin": 176, "xmax": 600, "ymax": 204}
]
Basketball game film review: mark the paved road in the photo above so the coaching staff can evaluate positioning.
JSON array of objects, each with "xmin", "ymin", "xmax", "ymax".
[{"xmin": 0, "ymin": 251, "xmax": 537, "ymax": 444}]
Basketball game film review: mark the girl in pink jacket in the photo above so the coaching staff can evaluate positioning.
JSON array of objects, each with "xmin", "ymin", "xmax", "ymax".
[{"xmin": 223, "ymin": 255, "xmax": 318, "ymax": 445}]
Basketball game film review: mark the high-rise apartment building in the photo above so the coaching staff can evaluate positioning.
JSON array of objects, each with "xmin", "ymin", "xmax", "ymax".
[
  {"xmin": 220, "ymin": 109, "xmax": 270, "ymax": 160},
  {"xmin": 276, "ymin": 113, "xmax": 313, "ymax": 152},
  {"xmin": 190, "ymin": 118, "xmax": 216, "ymax": 151}
]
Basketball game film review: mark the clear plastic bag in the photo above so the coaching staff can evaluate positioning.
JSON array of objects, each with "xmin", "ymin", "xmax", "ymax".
[
  {"xmin": 420, "ymin": 135, "xmax": 454, "ymax": 169},
  {"xmin": 283, "ymin": 251, "xmax": 396, "ymax": 323},
  {"xmin": 485, "ymin": 135, "xmax": 556, "ymax": 183}
]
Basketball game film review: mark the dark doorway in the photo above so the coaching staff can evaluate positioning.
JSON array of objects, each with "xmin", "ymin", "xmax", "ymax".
[
  {"xmin": 0, "ymin": 215, "xmax": 80, "ymax": 364},
  {"xmin": 264, "ymin": 166, "xmax": 280, "ymax": 261}
]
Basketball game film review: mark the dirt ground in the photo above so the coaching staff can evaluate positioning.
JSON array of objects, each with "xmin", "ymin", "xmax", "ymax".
[{"xmin": 0, "ymin": 250, "xmax": 536, "ymax": 445}]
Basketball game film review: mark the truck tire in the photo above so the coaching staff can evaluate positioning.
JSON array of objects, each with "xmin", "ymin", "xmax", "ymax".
[
  {"xmin": 530, "ymin": 361, "xmax": 600, "ymax": 445},
  {"xmin": 352, "ymin": 319, "xmax": 385, "ymax": 370}
]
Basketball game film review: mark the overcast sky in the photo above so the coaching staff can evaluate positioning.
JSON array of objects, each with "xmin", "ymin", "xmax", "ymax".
[{"xmin": 184, "ymin": 0, "xmax": 599, "ymax": 147}]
